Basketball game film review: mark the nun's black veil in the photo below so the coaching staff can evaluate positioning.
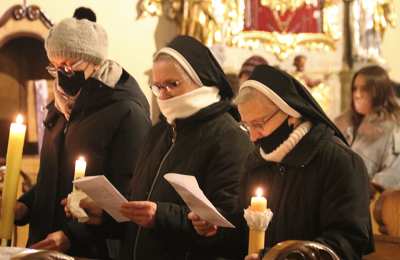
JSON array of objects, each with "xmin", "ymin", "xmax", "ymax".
[
  {"xmin": 161, "ymin": 35, "xmax": 241, "ymax": 119},
  {"xmin": 165, "ymin": 35, "xmax": 233, "ymax": 100},
  {"xmin": 248, "ymin": 65, "xmax": 347, "ymax": 144}
]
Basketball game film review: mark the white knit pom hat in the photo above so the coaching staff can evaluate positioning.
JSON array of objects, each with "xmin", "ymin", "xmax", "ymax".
[{"xmin": 45, "ymin": 18, "xmax": 108, "ymax": 65}]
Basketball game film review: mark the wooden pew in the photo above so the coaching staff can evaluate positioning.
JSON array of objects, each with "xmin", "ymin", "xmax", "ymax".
[
  {"xmin": 263, "ymin": 240, "xmax": 339, "ymax": 260},
  {"xmin": 364, "ymin": 189, "xmax": 400, "ymax": 259},
  {"xmin": 364, "ymin": 235, "xmax": 400, "ymax": 260},
  {"xmin": 373, "ymin": 189, "xmax": 400, "ymax": 236}
]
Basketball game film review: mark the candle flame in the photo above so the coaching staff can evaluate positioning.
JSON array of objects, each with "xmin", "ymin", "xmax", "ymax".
[
  {"xmin": 77, "ymin": 156, "xmax": 85, "ymax": 162},
  {"xmin": 255, "ymin": 187, "xmax": 263, "ymax": 197},
  {"xmin": 16, "ymin": 114, "xmax": 24, "ymax": 124}
]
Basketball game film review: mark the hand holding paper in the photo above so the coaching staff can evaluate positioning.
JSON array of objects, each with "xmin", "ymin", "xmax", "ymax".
[
  {"xmin": 120, "ymin": 201, "xmax": 157, "ymax": 228},
  {"xmin": 73, "ymin": 175, "xmax": 129, "ymax": 222},
  {"xmin": 164, "ymin": 173, "xmax": 234, "ymax": 228},
  {"xmin": 188, "ymin": 212, "xmax": 218, "ymax": 237}
]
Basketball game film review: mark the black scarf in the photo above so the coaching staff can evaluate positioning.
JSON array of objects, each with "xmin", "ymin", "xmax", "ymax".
[{"xmin": 256, "ymin": 118, "xmax": 293, "ymax": 153}]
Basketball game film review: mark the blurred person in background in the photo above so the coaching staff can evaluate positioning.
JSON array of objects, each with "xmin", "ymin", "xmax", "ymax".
[{"xmin": 335, "ymin": 65, "xmax": 400, "ymax": 190}]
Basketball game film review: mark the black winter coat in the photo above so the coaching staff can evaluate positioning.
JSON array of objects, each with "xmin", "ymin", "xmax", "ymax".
[
  {"xmin": 17, "ymin": 70, "xmax": 151, "ymax": 258},
  {"xmin": 212, "ymin": 124, "xmax": 374, "ymax": 260},
  {"xmin": 119, "ymin": 101, "xmax": 254, "ymax": 260}
]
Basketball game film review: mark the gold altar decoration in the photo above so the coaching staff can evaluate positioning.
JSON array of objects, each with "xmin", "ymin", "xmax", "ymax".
[
  {"xmin": 138, "ymin": 0, "xmax": 342, "ymax": 60},
  {"xmin": 138, "ymin": 0, "xmax": 163, "ymax": 17},
  {"xmin": 373, "ymin": 0, "xmax": 396, "ymax": 36}
]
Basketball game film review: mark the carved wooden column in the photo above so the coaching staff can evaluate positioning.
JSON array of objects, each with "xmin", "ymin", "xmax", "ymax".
[{"xmin": 339, "ymin": 0, "xmax": 354, "ymax": 112}]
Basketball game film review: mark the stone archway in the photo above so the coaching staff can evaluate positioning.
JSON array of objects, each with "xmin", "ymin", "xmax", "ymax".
[{"xmin": 0, "ymin": 4, "xmax": 53, "ymax": 157}]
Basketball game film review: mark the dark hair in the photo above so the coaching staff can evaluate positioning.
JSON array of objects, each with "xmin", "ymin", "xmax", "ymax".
[
  {"xmin": 239, "ymin": 55, "xmax": 268, "ymax": 78},
  {"xmin": 73, "ymin": 7, "xmax": 97, "ymax": 22},
  {"xmin": 350, "ymin": 65, "xmax": 400, "ymax": 128},
  {"xmin": 293, "ymin": 55, "xmax": 306, "ymax": 65}
]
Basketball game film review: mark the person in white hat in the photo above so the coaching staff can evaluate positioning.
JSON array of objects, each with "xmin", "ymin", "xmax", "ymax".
[{"xmin": 10, "ymin": 17, "xmax": 151, "ymax": 258}]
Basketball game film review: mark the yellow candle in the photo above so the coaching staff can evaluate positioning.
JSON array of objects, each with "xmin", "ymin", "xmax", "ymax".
[
  {"xmin": 0, "ymin": 115, "xmax": 26, "ymax": 240},
  {"xmin": 74, "ymin": 156, "xmax": 86, "ymax": 180},
  {"xmin": 248, "ymin": 187, "xmax": 267, "ymax": 255}
]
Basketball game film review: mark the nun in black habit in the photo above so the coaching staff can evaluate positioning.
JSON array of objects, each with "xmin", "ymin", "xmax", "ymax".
[
  {"xmin": 189, "ymin": 65, "xmax": 374, "ymax": 260},
  {"xmin": 111, "ymin": 35, "xmax": 253, "ymax": 260}
]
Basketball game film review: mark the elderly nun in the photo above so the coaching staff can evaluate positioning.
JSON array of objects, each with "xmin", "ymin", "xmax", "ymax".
[{"xmin": 190, "ymin": 65, "xmax": 374, "ymax": 260}]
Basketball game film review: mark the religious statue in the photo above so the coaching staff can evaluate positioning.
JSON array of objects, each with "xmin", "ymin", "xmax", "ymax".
[
  {"xmin": 292, "ymin": 55, "xmax": 322, "ymax": 88},
  {"xmin": 291, "ymin": 55, "xmax": 332, "ymax": 116},
  {"xmin": 351, "ymin": 0, "xmax": 396, "ymax": 63}
]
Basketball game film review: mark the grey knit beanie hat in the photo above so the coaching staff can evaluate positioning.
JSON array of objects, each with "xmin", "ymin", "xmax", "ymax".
[{"xmin": 45, "ymin": 18, "xmax": 108, "ymax": 65}]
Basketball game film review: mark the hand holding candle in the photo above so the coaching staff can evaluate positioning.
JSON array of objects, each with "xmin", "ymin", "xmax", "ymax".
[
  {"xmin": 247, "ymin": 187, "xmax": 271, "ymax": 255},
  {"xmin": 0, "ymin": 115, "xmax": 26, "ymax": 240}
]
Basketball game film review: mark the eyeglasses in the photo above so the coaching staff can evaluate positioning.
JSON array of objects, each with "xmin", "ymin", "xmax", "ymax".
[
  {"xmin": 240, "ymin": 109, "xmax": 280, "ymax": 132},
  {"xmin": 46, "ymin": 60, "xmax": 85, "ymax": 78},
  {"xmin": 150, "ymin": 80, "xmax": 180, "ymax": 97}
]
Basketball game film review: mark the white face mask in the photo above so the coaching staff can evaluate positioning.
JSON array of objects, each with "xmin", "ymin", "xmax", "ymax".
[{"xmin": 157, "ymin": 87, "xmax": 221, "ymax": 124}]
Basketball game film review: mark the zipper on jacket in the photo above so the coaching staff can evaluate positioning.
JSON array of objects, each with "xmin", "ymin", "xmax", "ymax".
[{"xmin": 133, "ymin": 126, "xmax": 177, "ymax": 260}]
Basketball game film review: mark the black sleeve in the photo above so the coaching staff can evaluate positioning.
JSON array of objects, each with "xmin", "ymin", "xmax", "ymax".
[
  {"xmin": 64, "ymin": 101, "xmax": 151, "ymax": 245},
  {"xmin": 184, "ymin": 169, "xmax": 252, "ymax": 260},
  {"xmin": 154, "ymin": 128, "xmax": 253, "ymax": 252},
  {"xmin": 15, "ymin": 185, "xmax": 36, "ymax": 225},
  {"xmin": 105, "ymin": 101, "xmax": 151, "ymax": 196},
  {"xmin": 315, "ymin": 146, "xmax": 374, "ymax": 259}
]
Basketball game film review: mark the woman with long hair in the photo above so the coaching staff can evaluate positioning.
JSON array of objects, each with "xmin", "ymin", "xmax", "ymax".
[{"xmin": 335, "ymin": 65, "xmax": 400, "ymax": 189}]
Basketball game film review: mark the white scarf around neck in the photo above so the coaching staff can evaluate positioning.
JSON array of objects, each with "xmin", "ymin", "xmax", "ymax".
[
  {"xmin": 260, "ymin": 121, "xmax": 312, "ymax": 163},
  {"xmin": 157, "ymin": 86, "xmax": 221, "ymax": 124}
]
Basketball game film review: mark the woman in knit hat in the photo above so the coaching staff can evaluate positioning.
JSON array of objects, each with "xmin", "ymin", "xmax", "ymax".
[
  {"xmin": 189, "ymin": 65, "xmax": 374, "ymax": 260},
  {"xmin": 11, "ymin": 18, "xmax": 151, "ymax": 258}
]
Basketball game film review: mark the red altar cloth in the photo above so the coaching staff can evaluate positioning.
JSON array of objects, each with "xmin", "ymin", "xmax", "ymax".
[{"xmin": 244, "ymin": 0, "xmax": 322, "ymax": 33}]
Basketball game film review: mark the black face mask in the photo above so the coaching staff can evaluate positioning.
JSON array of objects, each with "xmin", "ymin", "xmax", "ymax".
[
  {"xmin": 255, "ymin": 118, "xmax": 293, "ymax": 154},
  {"xmin": 57, "ymin": 71, "xmax": 86, "ymax": 96}
]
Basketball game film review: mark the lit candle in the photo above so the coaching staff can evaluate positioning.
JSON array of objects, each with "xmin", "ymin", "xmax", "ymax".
[
  {"xmin": 72, "ymin": 156, "xmax": 86, "ymax": 191},
  {"xmin": 0, "ymin": 115, "xmax": 26, "ymax": 240},
  {"xmin": 248, "ymin": 187, "xmax": 267, "ymax": 255},
  {"xmin": 251, "ymin": 187, "xmax": 267, "ymax": 212},
  {"xmin": 74, "ymin": 156, "xmax": 86, "ymax": 181}
]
